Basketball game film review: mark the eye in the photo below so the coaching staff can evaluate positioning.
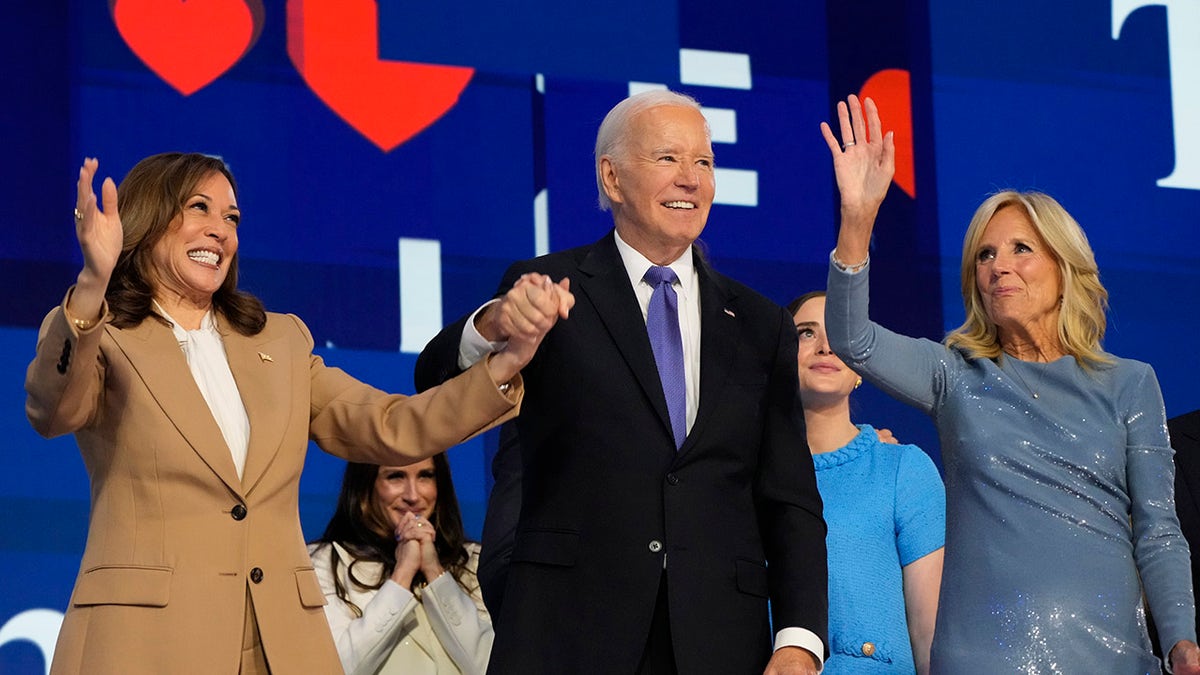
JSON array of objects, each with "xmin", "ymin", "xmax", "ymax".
[
  {"xmin": 385, "ymin": 470, "xmax": 407, "ymax": 481},
  {"xmin": 417, "ymin": 469, "xmax": 436, "ymax": 481},
  {"xmin": 796, "ymin": 327, "xmax": 816, "ymax": 340},
  {"xmin": 697, "ymin": 158, "xmax": 713, "ymax": 168},
  {"xmin": 976, "ymin": 247, "xmax": 995, "ymax": 263},
  {"xmin": 188, "ymin": 201, "xmax": 209, "ymax": 213},
  {"xmin": 225, "ymin": 212, "xmax": 240, "ymax": 227},
  {"xmin": 1014, "ymin": 242, "xmax": 1032, "ymax": 253},
  {"xmin": 658, "ymin": 155, "xmax": 677, "ymax": 163}
]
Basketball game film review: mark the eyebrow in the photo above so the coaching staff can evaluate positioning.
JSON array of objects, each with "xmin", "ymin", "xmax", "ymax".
[
  {"xmin": 795, "ymin": 321, "xmax": 820, "ymax": 329},
  {"xmin": 190, "ymin": 192, "xmax": 239, "ymax": 211}
]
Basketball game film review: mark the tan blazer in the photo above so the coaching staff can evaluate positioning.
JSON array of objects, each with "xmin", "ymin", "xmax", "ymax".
[{"xmin": 25, "ymin": 296, "xmax": 521, "ymax": 675}]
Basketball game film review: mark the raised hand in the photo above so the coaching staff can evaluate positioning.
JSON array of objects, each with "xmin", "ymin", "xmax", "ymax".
[
  {"xmin": 820, "ymin": 95, "xmax": 895, "ymax": 266},
  {"xmin": 484, "ymin": 273, "xmax": 575, "ymax": 384},
  {"xmin": 68, "ymin": 158, "xmax": 123, "ymax": 324},
  {"xmin": 75, "ymin": 158, "xmax": 123, "ymax": 286}
]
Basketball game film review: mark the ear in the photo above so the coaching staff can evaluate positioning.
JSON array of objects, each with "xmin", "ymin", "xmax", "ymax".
[{"xmin": 599, "ymin": 156, "xmax": 623, "ymax": 206}]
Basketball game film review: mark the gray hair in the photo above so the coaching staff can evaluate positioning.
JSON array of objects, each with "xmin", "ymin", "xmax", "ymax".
[{"xmin": 593, "ymin": 90, "xmax": 708, "ymax": 211}]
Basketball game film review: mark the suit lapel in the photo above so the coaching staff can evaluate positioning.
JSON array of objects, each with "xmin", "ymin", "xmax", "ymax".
[
  {"xmin": 678, "ymin": 255, "xmax": 740, "ymax": 459},
  {"xmin": 577, "ymin": 234, "xmax": 676, "ymax": 445},
  {"xmin": 222, "ymin": 322, "xmax": 293, "ymax": 496},
  {"xmin": 107, "ymin": 318, "xmax": 243, "ymax": 496}
]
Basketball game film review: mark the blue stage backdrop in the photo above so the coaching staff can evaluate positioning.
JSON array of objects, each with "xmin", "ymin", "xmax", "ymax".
[{"xmin": 3, "ymin": 1, "xmax": 1199, "ymax": 670}]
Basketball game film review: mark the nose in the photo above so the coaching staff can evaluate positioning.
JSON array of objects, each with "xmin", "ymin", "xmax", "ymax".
[
  {"xmin": 991, "ymin": 251, "xmax": 1014, "ymax": 274},
  {"xmin": 205, "ymin": 224, "xmax": 229, "ymax": 243},
  {"xmin": 815, "ymin": 337, "xmax": 832, "ymax": 355},
  {"xmin": 398, "ymin": 479, "xmax": 419, "ymax": 503},
  {"xmin": 675, "ymin": 161, "xmax": 699, "ymax": 189}
]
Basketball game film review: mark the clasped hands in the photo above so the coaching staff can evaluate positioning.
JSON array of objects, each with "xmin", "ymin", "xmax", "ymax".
[
  {"xmin": 480, "ymin": 273, "xmax": 575, "ymax": 384},
  {"xmin": 390, "ymin": 512, "xmax": 444, "ymax": 590}
]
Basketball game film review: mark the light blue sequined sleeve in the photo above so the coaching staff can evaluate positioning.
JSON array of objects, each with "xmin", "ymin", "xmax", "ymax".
[
  {"xmin": 1123, "ymin": 362, "xmax": 1197, "ymax": 652},
  {"xmin": 826, "ymin": 259, "xmax": 956, "ymax": 415}
]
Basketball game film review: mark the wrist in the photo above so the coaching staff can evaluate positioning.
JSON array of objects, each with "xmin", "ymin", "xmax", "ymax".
[
  {"xmin": 831, "ymin": 248, "xmax": 869, "ymax": 274},
  {"xmin": 76, "ymin": 267, "xmax": 111, "ymax": 292}
]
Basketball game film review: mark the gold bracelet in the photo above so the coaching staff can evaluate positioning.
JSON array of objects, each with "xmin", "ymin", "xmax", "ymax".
[{"xmin": 64, "ymin": 307, "xmax": 99, "ymax": 331}]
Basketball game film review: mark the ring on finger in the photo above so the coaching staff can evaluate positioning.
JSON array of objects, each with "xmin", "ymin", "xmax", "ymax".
[
  {"xmin": 74, "ymin": 208, "xmax": 84, "ymax": 222},
  {"xmin": 842, "ymin": 141, "xmax": 856, "ymax": 149}
]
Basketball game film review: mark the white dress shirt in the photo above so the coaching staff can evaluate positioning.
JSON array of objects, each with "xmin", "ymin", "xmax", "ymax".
[{"xmin": 156, "ymin": 304, "xmax": 251, "ymax": 480}]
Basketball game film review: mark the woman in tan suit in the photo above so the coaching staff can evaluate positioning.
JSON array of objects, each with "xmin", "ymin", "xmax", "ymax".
[
  {"xmin": 24, "ymin": 153, "xmax": 571, "ymax": 674},
  {"xmin": 309, "ymin": 454, "xmax": 491, "ymax": 675}
]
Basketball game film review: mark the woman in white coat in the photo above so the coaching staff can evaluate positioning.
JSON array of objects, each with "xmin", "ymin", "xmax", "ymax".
[{"xmin": 309, "ymin": 453, "xmax": 492, "ymax": 675}]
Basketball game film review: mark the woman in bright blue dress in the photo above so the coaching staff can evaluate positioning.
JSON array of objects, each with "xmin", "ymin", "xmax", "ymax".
[{"xmin": 790, "ymin": 291, "xmax": 944, "ymax": 674}]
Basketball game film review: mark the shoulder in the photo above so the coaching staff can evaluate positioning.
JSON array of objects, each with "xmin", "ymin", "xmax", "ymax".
[
  {"xmin": 1169, "ymin": 409, "xmax": 1200, "ymax": 439},
  {"xmin": 508, "ymin": 241, "xmax": 599, "ymax": 277},
  {"xmin": 702, "ymin": 265, "xmax": 782, "ymax": 314},
  {"xmin": 1084, "ymin": 355, "xmax": 1160, "ymax": 402},
  {"xmin": 893, "ymin": 443, "xmax": 944, "ymax": 486},
  {"xmin": 249, "ymin": 312, "xmax": 316, "ymax": 349}
]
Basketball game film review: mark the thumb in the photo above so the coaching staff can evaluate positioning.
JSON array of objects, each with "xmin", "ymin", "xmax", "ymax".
[{"xmin": 556, "ymin": 277, "xmax": 574, "ymax": 318}]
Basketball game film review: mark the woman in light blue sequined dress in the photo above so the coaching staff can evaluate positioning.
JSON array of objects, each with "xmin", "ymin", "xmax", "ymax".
[{"xmin": 817, "ymin": 95, "xmax": 1200, "ymax": 674}]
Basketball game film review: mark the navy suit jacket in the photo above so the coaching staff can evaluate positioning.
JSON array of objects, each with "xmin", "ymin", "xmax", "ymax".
[
  {"xmin": 1169, "ymin": 410, "xmax": 1200, "ymax": 632},
  {"xmin": 415, "ymin": 232, "xmax": 827, "ymax": 674}
]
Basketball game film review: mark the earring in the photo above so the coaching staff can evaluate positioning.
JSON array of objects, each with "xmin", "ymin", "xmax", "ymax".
[{"xmin": 854, "ymin": 378, "xmax": 862, "ymax": 390}]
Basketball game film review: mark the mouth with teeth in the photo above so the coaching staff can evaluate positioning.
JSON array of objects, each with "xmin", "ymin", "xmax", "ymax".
[
  {"xmin": 662, "ymin": 201, "xmax": 696, "ymax": 210},
  {"xmin": 187, "ymin": 249, "xmax": 222, "ymax": 267}
]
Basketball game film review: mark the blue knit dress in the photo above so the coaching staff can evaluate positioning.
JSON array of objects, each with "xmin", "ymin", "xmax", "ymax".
[{"xmin": 815, "ymin": 425, "xmax": 945, "ymax": 673}]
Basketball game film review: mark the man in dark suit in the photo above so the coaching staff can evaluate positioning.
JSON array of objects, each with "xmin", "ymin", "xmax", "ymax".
[
  {"xmin": 416, "ymin": 90, "xmax": 827, "ymax": 674},
  {"xmin": 1170, "ymin": 410, "xmax": 1200, "ymax": 631}
]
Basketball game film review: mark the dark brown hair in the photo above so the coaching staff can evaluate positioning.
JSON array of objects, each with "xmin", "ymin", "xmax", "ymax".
[
  {"xmin": 106, "ymin": 152, "xmax": 265, "ymax": 334},
  {"xmin": 786, "ymin": 290, "xmax": 826, "ymax": 317},
  {"xmin": 314, "ymin": 453, "xmax": 473, "ymax": 615}
]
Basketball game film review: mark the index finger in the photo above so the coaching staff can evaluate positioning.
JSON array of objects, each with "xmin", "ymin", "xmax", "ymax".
[{"xmin": 77, "ymin": 157, "xmax": 98, "ymax": 209}]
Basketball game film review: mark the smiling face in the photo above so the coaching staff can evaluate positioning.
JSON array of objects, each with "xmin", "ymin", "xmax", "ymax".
[
  {"xmin": 600, "ymin": 104, "xmax": 714, "ymax": 264},
  {"xmin": 149, "ymin": 171, "xmax": 240, "ymax": 308},
  {"xmin": 973, "ymin": 205, "xmax": 1064, "ymax": 348},
  {"xmin": 792, "ymin": 295, "xmax": 859, "ymax": 408},
  {"xmin": 373, "ymin": 458, "xmax": 438, "ymax": 530}
]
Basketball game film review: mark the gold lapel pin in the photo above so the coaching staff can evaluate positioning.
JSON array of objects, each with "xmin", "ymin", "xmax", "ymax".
[{"xmin": 258, "ymin": 352, "xmax": 273, "ymax": 363}]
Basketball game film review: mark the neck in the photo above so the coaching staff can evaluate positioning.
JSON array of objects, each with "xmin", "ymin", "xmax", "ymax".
[
  {"xmin": 614, "ymin": 226, "xmax": 693, "ymax": 267},
  {"xmin": 154, "ymin": 292, "xmax": 213, "ymax": 330},
  {"xmin": 1000, "ymin": 335, "xmax": 1064, "ymax": 362},
  {"xmin": 996, "ymin": 316, "xmax": 1064, "ymax": 361},
  {"xmin": 802, "ymin": 397, "xmax": 859, "ymax": 454}
]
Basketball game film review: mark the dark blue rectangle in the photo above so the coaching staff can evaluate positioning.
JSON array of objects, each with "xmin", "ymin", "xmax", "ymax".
[{"xmin": 378, "ymin": 0, "xmax": 680, "ymax": 83}]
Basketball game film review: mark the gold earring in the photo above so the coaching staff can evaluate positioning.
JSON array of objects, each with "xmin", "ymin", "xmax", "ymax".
[{"xmin": 854, "ymin": 378, "xmax": 862, "ymax": 390}]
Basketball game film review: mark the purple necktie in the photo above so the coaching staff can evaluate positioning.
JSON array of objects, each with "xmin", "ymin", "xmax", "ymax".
[{"xmin": 644, "ymin": 265, "xmax": 686, "ymax": 448}]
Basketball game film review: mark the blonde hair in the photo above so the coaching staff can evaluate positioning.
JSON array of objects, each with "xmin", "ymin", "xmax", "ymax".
[{"xmin": 944, "ymin": 190, "xmax": 1112, "ymax": 369}]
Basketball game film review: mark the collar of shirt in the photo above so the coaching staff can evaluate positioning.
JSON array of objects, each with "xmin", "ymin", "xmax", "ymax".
[
  {"xmin": 153, "ymin": 301, "xmax": 218, "ymax": 344},
  {"xmin": 612, "ymin": 229, "xmax": 698, "ymax": 321}
]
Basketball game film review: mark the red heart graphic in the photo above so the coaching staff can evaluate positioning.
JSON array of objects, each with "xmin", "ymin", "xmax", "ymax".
[
  {"xmin": 287, "ymin": 0, "xmax": 474, "ymax": 152},
  {"xmin": 860, "ymin": 68, "xmax": 915, "ymax": 198},
  {"xmin": 110, "ymin": 0, "xmax": 264, "ymax": 96}
]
